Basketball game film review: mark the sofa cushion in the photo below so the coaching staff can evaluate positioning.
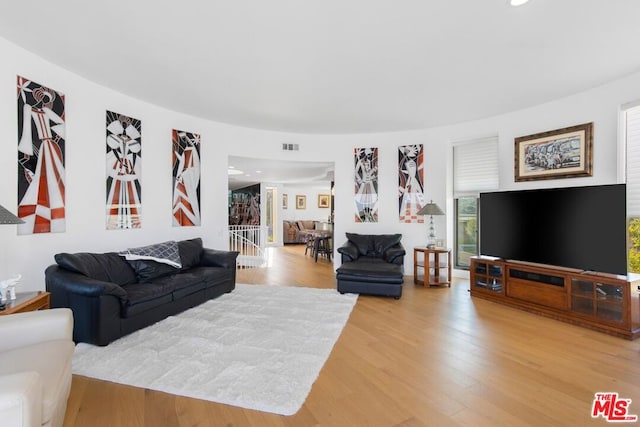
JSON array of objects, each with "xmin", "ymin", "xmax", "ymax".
[
  {"xmin": 153, "ymin": 266, "xmax": 232, "ymax": 300},
  {"xmin": 54, "ymin": 252, "xmax": 137, "ymax": 286},
  {"xmin": 345, "ymin": 233, "xmax": 374, "ymax": 256},
  {"xmin": 123, "ymin": 282, "xmax": 175, "ymax": 317},
  {"xmin": 164, "ymin": 271, "xmax": 209, "ymax": 299},
  {"xmin": 0, "ymin": 339, "xmax": 74, "ymax": 426},
  {"xmin": 336, "ymin": 259, "xmax": 404, "ymax": 283},
  {"xmin": 384, "ymin": 245, "xmax": 406, "ymax": 263},
  {"xmin": 122, "ymin": 241, "xmax": 182, "ymax": 268},
  {"xmin": 373, "ymin": 234, "xmax": 402, "ymax": 254},
  {"xmin": 178, "ymin": 238, "xmax": 203, "ymax": 270}
]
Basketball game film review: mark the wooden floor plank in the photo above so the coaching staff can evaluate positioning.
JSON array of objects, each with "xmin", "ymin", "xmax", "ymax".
[{"xmin": 63, "ymin": 244, "xmax": 640, "ymax": 426}]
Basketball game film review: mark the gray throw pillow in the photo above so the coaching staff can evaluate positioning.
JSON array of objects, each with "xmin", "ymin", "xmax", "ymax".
[{"xmin": 121, "ymin": 240, "xmax": 182, "ymax": 268}]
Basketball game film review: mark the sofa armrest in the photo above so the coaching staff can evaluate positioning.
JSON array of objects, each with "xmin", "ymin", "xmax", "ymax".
[
  {"xmin": 337, "ymin": 241, "xmax": 360, "ymax": 262},
  {"xmin": 0, "ymin": 372, "xmax": 42, "ymax": 427},
  {"xmin": 384, "ymin": 243, "xmax": 406, "ymax": 264},
  {"xmin": 0, "ymin": 309, "xmax": 73, "ymax": 353},
  {"xmin": 46, "ymin": 266, "xmax": 127, "ymax": 345},
  {"xmin": 200, "ymin": 248, "xmax": 239, "ymax": 269},
  {"xmin": 45, "ymin": 266, "xmax": 127, "ymax": 301}
]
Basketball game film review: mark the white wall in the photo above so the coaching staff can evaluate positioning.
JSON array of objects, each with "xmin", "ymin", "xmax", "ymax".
[
  {"xmin": 281, "ymin": 182, "xmax": 332, "ymax": 223},
  {"xmin": 2, "ymin": 35, "xmax": 640, "ymax": 290},
  {"xmin": 1, "ymin": 37, "xmax": 231, "ymax": 289}
]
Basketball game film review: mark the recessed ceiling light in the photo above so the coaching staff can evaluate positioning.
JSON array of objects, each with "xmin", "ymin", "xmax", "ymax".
[
  {"xmin": 227, "ymin": 168, "xmax": 243, "ymax": 176},
  {"xmin": 510, "ymin": 0, "xmax": 529, "ymax": 6}
]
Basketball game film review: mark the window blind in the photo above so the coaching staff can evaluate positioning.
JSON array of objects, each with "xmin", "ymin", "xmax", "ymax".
[
  {"xmin": 453, "ymin": 136, "xmax": 499, "ymax": 197},
  {"xmin": 626, "ymin": 105, "xmax": 640, "ymax": 216}
]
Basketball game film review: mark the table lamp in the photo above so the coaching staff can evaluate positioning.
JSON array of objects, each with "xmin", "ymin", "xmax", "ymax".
[{"xmin": 416, "ymin": 200, "xmax": 444, "ymax": 248}]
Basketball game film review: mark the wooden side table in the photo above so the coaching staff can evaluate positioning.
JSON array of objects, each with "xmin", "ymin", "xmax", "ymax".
[
  {"xmin": 414, "ymin": 247, "xmax": 452, "ymax": 287},
  {"xmin": 0, "ymin": 291, "xmax": 50, "ymax": 315}
]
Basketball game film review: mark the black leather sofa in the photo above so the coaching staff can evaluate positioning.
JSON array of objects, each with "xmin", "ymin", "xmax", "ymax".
[
  {"xmin": 336, "ymin": 233, "xmax": 405, "ymax": 299},
  {"xmin": 45, "ymin": 238, "xmax": 238, "ymax": 346}
]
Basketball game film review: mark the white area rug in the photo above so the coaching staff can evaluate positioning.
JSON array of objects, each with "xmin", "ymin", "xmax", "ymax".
[{"xmin": 72, "ymin": 284, "xmax": 358, "ymax": 415}]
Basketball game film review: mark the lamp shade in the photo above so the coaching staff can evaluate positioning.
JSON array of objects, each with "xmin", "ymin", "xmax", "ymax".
[
  {"xmin": 0, "ymin": 204, "xmax": 25, "ymax": 224},
  {"xmin": 416, "ymin": 201, "xmax": 444, "ymax": 216}
]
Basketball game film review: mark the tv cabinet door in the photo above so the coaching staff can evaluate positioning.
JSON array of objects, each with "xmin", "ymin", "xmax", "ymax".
[
  {"xmin": 470, "ymin": 257, "xmax": 504, "ymax": 295},
  {"xmin": 570, "ymin": 277, "xmax": 626, "ymax": 325}
]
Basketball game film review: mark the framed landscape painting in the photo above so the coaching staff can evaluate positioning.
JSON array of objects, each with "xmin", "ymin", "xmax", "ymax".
[
  {"xmin": 318, "ymin": 194, "xmax": 330, "ymax": 208},
  {"xmin": 514, "ymin": 122, "xmax": 593, "ymax": 182}
]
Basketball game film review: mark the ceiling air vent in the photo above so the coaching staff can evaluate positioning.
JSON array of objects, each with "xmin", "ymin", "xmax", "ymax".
[{"xmin": 282, "ymin": 143, "xmax": 299, "ymax": 151}]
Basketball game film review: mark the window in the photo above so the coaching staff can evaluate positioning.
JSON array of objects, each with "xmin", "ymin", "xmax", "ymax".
[
  {"xmin": 455, "ymin": 197, "xmax": 478, "ymax": 268},
  {"xmin": 453, "ymin": 137, "xmax": 499, "ymax": 269},
  {"xmin": 624, "ymin": 103, "xmax": 640, "ymax": 273}
]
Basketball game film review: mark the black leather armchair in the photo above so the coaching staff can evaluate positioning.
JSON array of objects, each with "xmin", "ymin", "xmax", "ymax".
[{"xmin": 336, "ymin": 233, "xmax": 405, "ymax": 299}]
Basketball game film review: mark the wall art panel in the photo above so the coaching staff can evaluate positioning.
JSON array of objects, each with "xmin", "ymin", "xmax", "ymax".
[
  {"xmin": 106, "ymin": 110, "xmax": 142, "ymax": 229},
  {"xmin": 354, "ymin": 147, "xmax": 378, "ymax": 223},
  {"xmin": 398, "ymin": 144, "xmax": 425, "ymax": 223},
  {"xmin": 172, "ymin": 129, "xmax": 201, "ymax": 226},
  {"xmin": 17, "ymin": 76, "xmax": 66, "ymax": 235}
]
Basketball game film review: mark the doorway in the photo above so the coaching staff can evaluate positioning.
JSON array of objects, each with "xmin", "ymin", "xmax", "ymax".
[{"xmin": 227, "ymin": 156, "xmax": 335, "ymax": 265}]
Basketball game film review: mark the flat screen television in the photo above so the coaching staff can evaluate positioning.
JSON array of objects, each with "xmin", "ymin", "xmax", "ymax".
[{"xmin": 479, "ymin": 184, "xmax": 627, "ymax": 275}]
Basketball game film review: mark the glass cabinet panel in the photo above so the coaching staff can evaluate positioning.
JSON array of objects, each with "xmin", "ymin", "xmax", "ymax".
[{"xmin": 570, "ymin": 278, "xmax": 624, "ymax": 323}]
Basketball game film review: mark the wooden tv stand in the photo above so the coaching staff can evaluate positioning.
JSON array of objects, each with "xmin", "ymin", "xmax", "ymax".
[{"xmin": 469, "ymin": 256, "xmax": 640, "ymax": 340}]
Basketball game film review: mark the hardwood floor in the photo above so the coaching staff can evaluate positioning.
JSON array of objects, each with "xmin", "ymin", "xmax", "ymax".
[{"xmin": 64, "ymin": 245, "xmax": 640, "ymax": 426}]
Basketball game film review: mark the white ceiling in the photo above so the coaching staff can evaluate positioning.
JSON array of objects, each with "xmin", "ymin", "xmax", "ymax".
[
  {"xmin": 228, "ymin": 156, "xmax": 334, "ymax": 190},
  {"xmin": 1, "ymin": 1, "xmax": 639, "ymax": 135}
]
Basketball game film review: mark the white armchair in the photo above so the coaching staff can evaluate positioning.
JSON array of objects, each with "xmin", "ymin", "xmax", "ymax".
[{"xmin": 0, "ymin": 309, "xmax": 74, "ymax": 427}]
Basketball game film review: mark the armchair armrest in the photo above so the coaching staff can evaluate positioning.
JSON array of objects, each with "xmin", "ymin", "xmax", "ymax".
[
  {"xmin": 0, "ymin": 372, "xmax": 42, "ymax": 427},
  {"xmin": 384, "ymin": 243, "xmax": 406, "ymax": 264},
  {"xmin": 200, "ymin": 248, "xmax": 239, "ymax": 269},
  {"xmin": 0, "ymin": 308, "xmax": 73, "ymax": 353},
  {"xmin": 337, "ymin": 241, "xmax": 360, "ymax": 262}
]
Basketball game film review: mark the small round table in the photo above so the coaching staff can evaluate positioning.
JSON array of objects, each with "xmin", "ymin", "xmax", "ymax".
[{"xmin": 413, "ymin": 247, "xmax": 452, "ymax": 287}]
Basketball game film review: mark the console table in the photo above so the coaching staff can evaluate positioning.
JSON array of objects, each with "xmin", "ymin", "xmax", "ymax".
[
  {"xmin": 469, "ymin": 256, "xmax": 640, "ymax": 339},
  {"xmin": 414, "ymin": 247, "xmax": 452, "ymax": 287}
]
